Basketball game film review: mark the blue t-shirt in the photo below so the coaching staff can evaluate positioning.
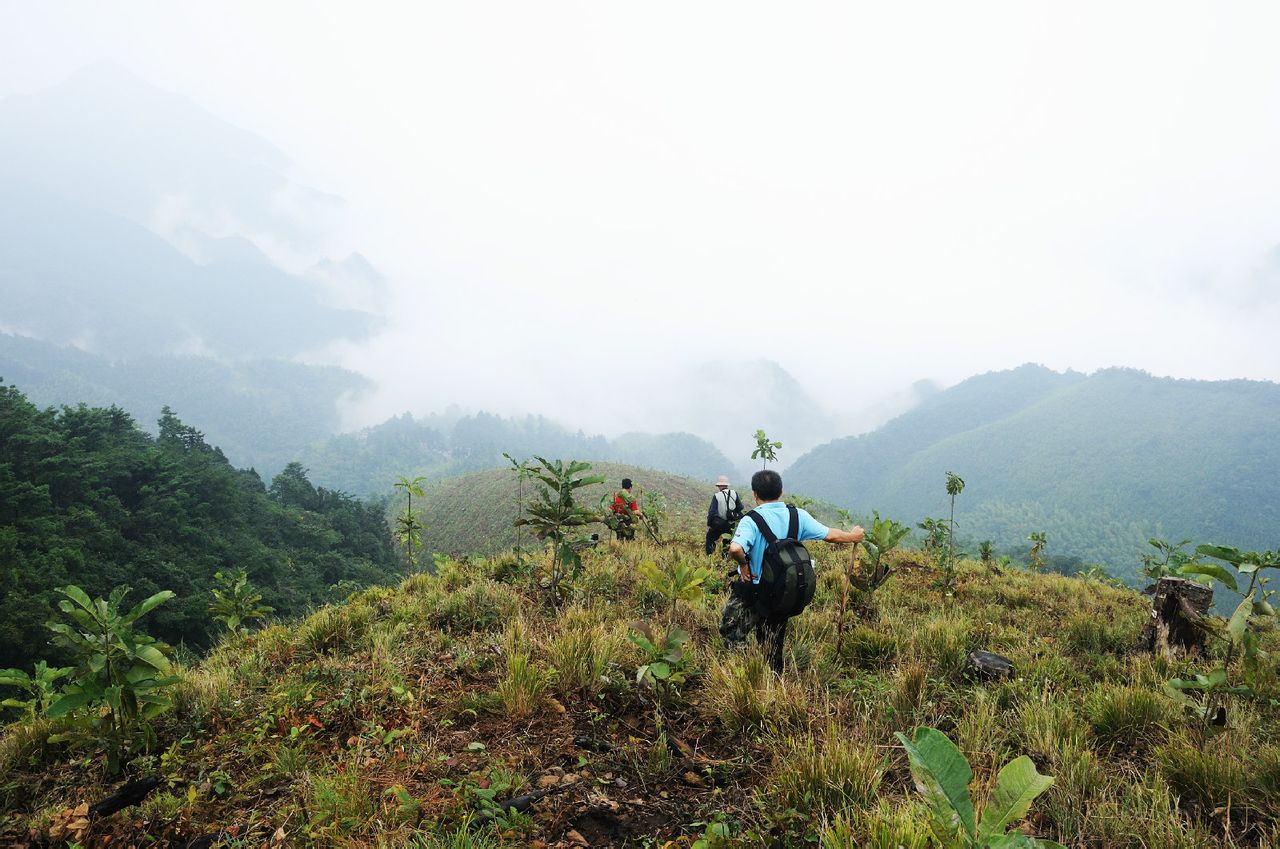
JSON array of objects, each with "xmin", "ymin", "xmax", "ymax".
[{"xmin": 731, "ymin": 501, "xmax": 829, "ymax": 583}]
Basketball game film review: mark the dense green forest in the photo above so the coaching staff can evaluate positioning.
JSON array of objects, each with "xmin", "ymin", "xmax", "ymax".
[
  {"xmin": 300, "ymin": 411, "xmax": 737, "ymax": 498},
  {"xmin": 787, "ymin": 365, "xmax": 1280, "ymax": 582},
  {"xmin": 0, "ymin": 381, "xmax": 402, "ymax": 669}
]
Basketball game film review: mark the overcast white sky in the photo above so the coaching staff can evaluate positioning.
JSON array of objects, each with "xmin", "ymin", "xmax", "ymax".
[{"xmin": 4, "ymin": 2, "xmax": 1280, "ymax": 438}]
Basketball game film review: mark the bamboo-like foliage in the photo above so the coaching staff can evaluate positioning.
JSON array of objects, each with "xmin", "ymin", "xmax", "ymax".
[{"xmin": 393, "ymin": 475, "xmax": 427, "ymax": 570}]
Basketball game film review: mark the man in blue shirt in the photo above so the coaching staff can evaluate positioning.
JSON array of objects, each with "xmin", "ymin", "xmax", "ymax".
[{"xmin": 722, "ymin": 469, "xmax": 864, "ymax": 673}]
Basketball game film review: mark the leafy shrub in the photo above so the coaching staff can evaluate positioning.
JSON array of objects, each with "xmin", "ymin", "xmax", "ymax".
[
  {"xmin": 637, "ymin": 558, "xmax": 713, "ymax": 619},
  {"xmin": 0, "ymin": 661, "xmax": 73, "ymax": 722},
  {"xmin": 46, "ymin": 585, "xmax": 179, "ymax": 773},
  {"xmin": 207, "ymin": 569, "xmax": 274, "ymax": 635},
  {"xmin": 628, "ymin": 621, "xmax": 690, "ymax": 695}
]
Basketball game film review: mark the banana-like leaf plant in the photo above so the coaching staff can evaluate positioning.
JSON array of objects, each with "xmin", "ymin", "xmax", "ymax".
[{"xmin": 895, "ymin": 726, "xmax": 1064, "ymax": 848}]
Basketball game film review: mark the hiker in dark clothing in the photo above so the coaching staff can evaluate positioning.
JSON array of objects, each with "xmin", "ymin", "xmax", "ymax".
[
  {"xmin": 705, "ymin": 475, "xmax": 743, "ymax": 555},
  {"xmin": 722, "ymin": 469, "xmax": 863, "ymax": 673}
]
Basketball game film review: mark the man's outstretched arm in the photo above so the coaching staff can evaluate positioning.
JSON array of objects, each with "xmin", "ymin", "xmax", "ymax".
[{"xmin": 824, "ymin": 526, "xmax": 865, "ymax": 545}]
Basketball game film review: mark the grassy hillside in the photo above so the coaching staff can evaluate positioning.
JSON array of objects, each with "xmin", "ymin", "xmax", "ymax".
[
  {"xmin": 414, "ymin": 462, "xmax": 721, "ymax": 559},
  {"xmin": 787, "ymin": 365, "xmax": 1280, "ymax": 582},
  {"xmin": 3, "ymin": 538, "xmax": 1276, "ymax": 847}
]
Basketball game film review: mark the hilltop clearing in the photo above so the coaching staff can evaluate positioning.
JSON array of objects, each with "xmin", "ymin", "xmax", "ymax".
[{"xmin": 3, "ymin": 538, "xmax": 1276, "ymax": 846}]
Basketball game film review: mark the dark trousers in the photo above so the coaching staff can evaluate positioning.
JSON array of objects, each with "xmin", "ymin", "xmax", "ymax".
[
  {"xmin": 724, "ymin": 580, "xmax": 790, "ymax": 674},
  {"xmin": 757, "ymin": 615, "xmax": 789, "ymax": 674},
  {"xmin": 705, "ymin": 525, "xmax": 729, "ymax": 555}
]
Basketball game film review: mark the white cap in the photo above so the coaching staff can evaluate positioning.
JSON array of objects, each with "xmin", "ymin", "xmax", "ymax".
[{"xmin": 715, "ymin": 475, "xmax": 730, "ymax": 487}]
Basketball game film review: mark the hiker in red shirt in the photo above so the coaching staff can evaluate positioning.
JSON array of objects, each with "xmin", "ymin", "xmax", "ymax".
[{"xmin": 610, "ymin": 478, "xmax": 640, "ymax": 541}]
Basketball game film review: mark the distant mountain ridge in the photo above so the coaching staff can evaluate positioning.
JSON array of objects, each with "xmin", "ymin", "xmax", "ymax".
[
  {"xmin": 0, "ymin": 333, "xmax": 368, "ymax": 477},
  {"xmin": 787, "ymin": 364, "xmax": 1280, "ymax": 579}
]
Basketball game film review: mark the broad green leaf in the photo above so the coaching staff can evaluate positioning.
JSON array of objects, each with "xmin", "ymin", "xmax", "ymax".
[
  {"xmin": 1196, "ymin": 544, "xmax": 1244, "ymax": 565},
  {"xmin": 667, "ymin": 629, "xmax": 691, "ymax": 646},
  {"xmin": 1177, "ymin": 563, "xmax": 1238, "ymax": 593},
  {"xmin": 56, "ymin": 585, "xmax": 97, "ymax": 616},
  {"xmin": 650, "ymin": 661, "xmax": 671, "ymax": 680},
  {"xmin": 1206, "ymin": 667, "xmax": 1228, "ymax": 688},
  {"xmin": 134, "ymin": 644, "xmax": 172, "ymax": 674},
  {"xmin": 896, "ymin": 727, "xmax": 976, "ymax": 839},
  {"xmin": 980, "ymin": 755, "xmax": 1055, "ymax": 837},
  {"xmin": 1256, "ymin": 599, "xmax": 1276, "ymax": 617},
  {"xmin": 1227, "ymin": 597, "xmax": 1253, "ymax": 643},
  {"xmin": 0, "ymin": 670, "xmax": 33, "ymax": 687},
  {"xmin": 47, "ymin": 689, "xmax": 96, "ymax": 718},
  {"xmin": 124, "ymin": 590, "xmax": 176, "ymax": 624}
]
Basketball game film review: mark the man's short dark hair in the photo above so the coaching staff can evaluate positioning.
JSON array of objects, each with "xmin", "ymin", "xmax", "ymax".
[
  {"xmin": 751, "ymin": 470, "xmax": 783, "ymax": 501},
  {"xmin": 621, "ymin": 478, "xmax": 632, "ymax": 489}
]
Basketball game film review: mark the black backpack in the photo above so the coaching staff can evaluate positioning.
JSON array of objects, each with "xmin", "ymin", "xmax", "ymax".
[
  {"xmin": 746, "ymin": 506, "xmax": 816, "ymax": 618},
  {"xmin": 725, "ymin": 491, "xmax": 745, "ymax": 524}
]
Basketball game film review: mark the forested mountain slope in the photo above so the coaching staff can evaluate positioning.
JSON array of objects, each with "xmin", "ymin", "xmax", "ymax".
[
  {"xmin": 787, "ymin": 365, "xmax": 1280, "ymax": 579},
  {"xmin": 0, "ymin": 382, "xmax": 402, "ymax": 668}
]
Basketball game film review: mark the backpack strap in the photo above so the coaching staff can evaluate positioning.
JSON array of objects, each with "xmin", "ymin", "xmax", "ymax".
[
  {"xmin": 746, "ymin": 509, "xmax": 778, "ymax": 545},
  {"xmin": 786, "ymin": 505, "xmax": 799, "ymax": 541}
]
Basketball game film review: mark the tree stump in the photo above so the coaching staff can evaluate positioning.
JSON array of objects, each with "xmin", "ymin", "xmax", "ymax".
[{"xmin": 1138, "ymin": 577, "xmax": 1213, "ymax": 657}]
